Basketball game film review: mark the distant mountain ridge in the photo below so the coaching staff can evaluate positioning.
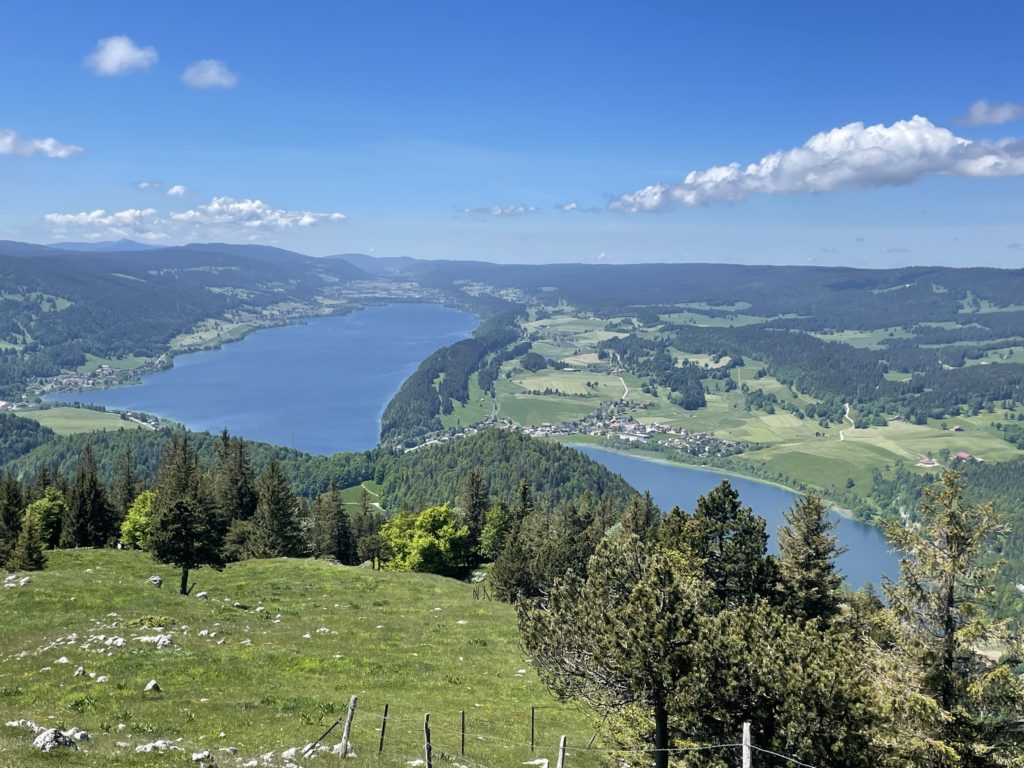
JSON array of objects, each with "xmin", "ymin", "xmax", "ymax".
[{"xmin": 50, "ymin": 239, "xmax": 161, "ymax": 252}]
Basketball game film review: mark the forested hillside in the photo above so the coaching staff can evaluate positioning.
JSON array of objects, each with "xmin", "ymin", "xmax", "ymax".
[{"xmin": 0, "ymin": 242, "xmax": 367, "ymax": 398}]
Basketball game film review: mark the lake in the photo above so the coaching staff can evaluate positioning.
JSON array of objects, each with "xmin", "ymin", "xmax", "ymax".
[
  {"xmin": 50, "ymin": 304, "xmax": 478, "ymax": 455},
  {"xmin": 573, "ymin": 444, "xmax": 900, "ymax": 589}
]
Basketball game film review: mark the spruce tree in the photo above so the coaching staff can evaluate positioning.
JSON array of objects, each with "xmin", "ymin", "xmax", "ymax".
[
  {"xmin": 682, "ymin": 480, "xmax": 775, "ymax": 608},
  {"xmin": 151, "ymin": 497, "xmax": 224, "ymax": 595},
  {"xmin": 479, "ymin": 500, "xmax": 514, "ymax": 561},
  {"xmin": 110, "ymin": 449, "xmax": 138, "ymax": 531},
  {"xmin": 0, "ymin": 474, "xmax": 25, "ymax": 565},
  {"xmin": 9, "ymin": 509, "xmax": 46, "ymax": 571},
  {"xmin": 247, "ymin": 459, "xmax": 303, "ymax": 558},
  {"xmin": 777, "ymin": 493, "xmax": 845, "ymax": 624},
  {"xmin": 458, "ymin": 468, "xmax": 489, "ymax": 559},
  {"xmin": 60, "ymin": 445, "xmax": 114, "ymax": 548},
  {"xmin": 621, "ymin": 491, "xmax": 660, "ymax": 541},
  {"xmin": 311, "ymin": 488, "xmax": 356, "ymax": 563},
  {"xmin": 212, "ymin": 432, "xmax": 257, "ymax": 530}
]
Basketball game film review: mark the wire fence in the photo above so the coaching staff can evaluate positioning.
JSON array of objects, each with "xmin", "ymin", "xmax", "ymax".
[{"xmin": 282, "ymin": 698, "xmax": 825, "ymax": 768}]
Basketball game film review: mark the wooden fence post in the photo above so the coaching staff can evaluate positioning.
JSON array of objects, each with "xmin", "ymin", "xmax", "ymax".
[
  {"xmin": 424, "ymin": 713, "xmax": 432, "ymax": 768},
  {"xmin": 530, "ymin": 706, "xmax": 535, "ymax": 752},
  {"xmin": 742, "ymin": 722, "xmax": 751, "ymax": 768},
  {"xmin": 461, "ymin": 709, "xmax": 466, "ymax": 756},
  {"xmin": 339, "ymin": 695, "xmax": 357, "ymax": 757},
  {"xmin": 378, "ymin": 703, "xmax": 389, "ymax": 754},
  {"xmin": 556, "ymin": 735, "xmax": 567, "ymax": 768}
]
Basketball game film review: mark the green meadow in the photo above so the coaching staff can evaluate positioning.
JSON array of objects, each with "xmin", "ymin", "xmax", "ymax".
[{"xmin": 0, "ymin": 551, "xmax": 601, "ymax": 768}]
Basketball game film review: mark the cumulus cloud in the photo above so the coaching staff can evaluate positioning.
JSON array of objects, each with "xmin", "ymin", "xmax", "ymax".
[
  {"xmin": 85, "ymin": 35, "xmax": 157, "ymax": 75},
  {"xmin": 559, "ymin": 201, "xmax": 578, "ymax": 212},
  {"xmin": 961, "ymin": 100, "xmax": 1024, "ymax": 127},
  {"xmin": 167, "ymin": 184, "xmax": 187, "ymax": 197},
  {"xmin": 460, "ymin": 204, "xmax": 538, "ymax": 217},
  {"xmin": 137, "ymin": 180, "xmax": 162, "ymax": 190},
  {"xmin": 0, "ymin": 129, "xmax": 82, "ymax": 159},
  {"xmin": 45, "ymin": 208, "xmax": 164, "ymax": 240},
  {"xmin": 610, "ymin": 116, "xmax": 1024, "ymax": 212},
  {"xmin": 182, "ymin": 59, "xmax": 239, "ymax": 88},
  {"xmin": 170, "ymin": 196, "xmax": 344, "ymax": 227},
  {"xmin": 45, "ymin": 196, "xmax": 345, "ymax": 241}
]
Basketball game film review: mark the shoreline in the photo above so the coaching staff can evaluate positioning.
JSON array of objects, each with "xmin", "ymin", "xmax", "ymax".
[{"xmin": 565, "ymin": 441, "xmax": 860, "ymax": 522}]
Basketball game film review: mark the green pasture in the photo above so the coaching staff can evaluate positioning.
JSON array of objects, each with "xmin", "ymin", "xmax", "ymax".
[
  {"xmin": 0, "ymin": 551, "xmax": 601, "ymax": 768},
  {"xmin": 15, "ymin": 407, "xmax": 148, "ymax": 436}
]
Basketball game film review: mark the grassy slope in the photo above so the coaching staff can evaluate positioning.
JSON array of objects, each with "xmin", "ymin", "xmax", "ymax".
[
  {"xmin": 15, "ymin": 408, "xmax": 148, "ymax": 436},
  {"xmin": 0, "ymin": 551, "xmax": 599, "ymax": 768}
]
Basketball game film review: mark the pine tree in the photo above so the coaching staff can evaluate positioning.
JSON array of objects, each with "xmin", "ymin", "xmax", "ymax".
[
  {"xmin": 492, "ymin": 522, "xmax": 537, "ymax": 602},
  {"xmin": 459, "ymin": 468, "xmax": 490, "ymax": 558},
  {"xmin": 883, "ymin": 470, "xmax": 1024, "ymax": 765},
  {"xmin": 60, "ymin": 445, "xmax": 114, "ymax": 548},
  {"xmin": 8, "ymin": 509, "xmax": 46, "ymax": 571},
  {"xmin": 777, "ymin": 493, "xmax": 845, "ymax": 624},
  {"xmin": 110, "ymin": 449, "xmax": 138, "ymax": 532},
  {"xmin": 0, "ymin": 474, "xmax": 25, "ymax": 565},
  {"xmin": 479, "ymin": 500, "xmax": 514, "ymax": 560},
  {"xmin": 514, "ymin": 480, "xmax": 534, "ymax": 521},
  {"xmin": 247, "ymin": 458, "xmax": 303, "ymax": 558},
  {"xmin": 519, "ymin": 534, "xmax": 706, "ymax": 768}
]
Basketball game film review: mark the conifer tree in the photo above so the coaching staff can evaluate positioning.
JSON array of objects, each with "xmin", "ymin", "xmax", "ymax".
[
  {"xmin": 151, "ymin": 497, "xmax": 224, "ymax": 595},
  {"xmin": 621, "ymin": 491, "xmax": 660, "ymax": 541},
  {"xmin": 681, "ymin": 480, "xmax": 775, "ymax": 607},
  {"xmin": 212, "ymin": 431, "xmax": 257, "ymax": 529},
  {"xmin": 492, "ymin": 522, "xmax": 536, "ymax": 602},
  {"xmin": 884, "ymin": 470, "xmax": 1024, "ymax": 765},
  {"xmin": 777, "ymin": 493, "xmax": 845, "ymax": 624},
  {"xmin": 9, "ymin": 509, "xmax": 46, "ymax": 571},
  {"xmin": 458, "ymin": 468, "xmax": 489, "ymax": 557},
  {"xmin": 520, "ymin": 534, "xmax": 706, "ymax": 768},
  {"xmin": 514, "ymin": 480, "xmax": 534, "ymax": 521},
  {"xmin": 479, "ymin": 500, "xmax": 514, "ymax": 560},
  {"xmin": 311, "ymin": 487, "xmax": 356, "ymax": 563},
  {"xmin": 60, "ymin": 445, "xmax": 114, "ymax": 548},
  {"xmin": 110, "ymin": 449, "xmax": 138, "ymax": 531},
  {"xmin": 247, "ymin": 458, "xmax": 303, "ymax": 558},
  {"xmin": 0, "ymin": 474, "xmax": 25, "ymax": 564}
]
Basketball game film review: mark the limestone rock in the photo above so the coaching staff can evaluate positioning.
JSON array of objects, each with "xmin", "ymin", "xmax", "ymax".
[
  {"xmin": 32, "ymin": 728, "xmax": 78, "ymax": 752},
  {"xmin": 144, "ymin": 679, "xmax": 161, "ymax": 692},
  {"xmin": 147, "ymin": 575, "xmax": 162, "ymax": 587}
]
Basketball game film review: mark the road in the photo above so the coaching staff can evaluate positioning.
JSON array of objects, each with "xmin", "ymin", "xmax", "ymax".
[
  {"xmin": 839, "ymin": 403, "xmax": 854, "ymax": 441},
  {"xmin": 618, "ymin": 376, "xmax": 629, "ymax": 400}
]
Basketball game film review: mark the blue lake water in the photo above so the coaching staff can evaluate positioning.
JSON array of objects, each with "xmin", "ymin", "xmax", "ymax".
[
  {"xmin": 50, "ymin": 304, "xmax": 478, "ymax": 455},
  {"xmin": 573, "ymin": 444, "xmax": 900, "ymax": 589},
  {"xmin": 51, "ymin": 301, "xmax": 898, "ymax": 586}
]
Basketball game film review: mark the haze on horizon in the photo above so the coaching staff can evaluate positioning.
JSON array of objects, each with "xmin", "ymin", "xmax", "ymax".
[{"xmin": 2, "ymin": 1, "xmax": 1023, "ymax": 267}]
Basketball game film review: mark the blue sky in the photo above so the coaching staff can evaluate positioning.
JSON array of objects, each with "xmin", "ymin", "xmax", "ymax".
[{"xmin": 2, "ymin": 1, "xmax": 1023, "ymax": 265}]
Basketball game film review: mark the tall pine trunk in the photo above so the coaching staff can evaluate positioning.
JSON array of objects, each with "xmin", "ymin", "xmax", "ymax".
[
  {"xmin": 180, "ymin": 566, "xmax": 190, "ymax": 596},
  {"xmin": 653, "ymin": 693, "xmax": 669, "ymax": 768}
]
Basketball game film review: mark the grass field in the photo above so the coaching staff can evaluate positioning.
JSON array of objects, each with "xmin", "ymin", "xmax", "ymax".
[
  {"xmin": 77, "ymin": 354, "xmax": 149, "ymax": 375},
  {"xmin": 0, "ymin": 551, "xmax": 601, "ymax": 768},
  {"xmin": 15, "ymin": 407, "xmax": 148, "ymax": 436}
]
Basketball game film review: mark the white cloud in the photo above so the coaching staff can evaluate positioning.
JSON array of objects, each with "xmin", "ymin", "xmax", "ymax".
[
  {"xmin": 559, "ymin": 201, "xmax": 578, "ymax": 212},
  {"xmin": 460, "ymin": 204, "xmax": 538, "ymax": 217},
  {"xmin": 170, "ymin": 196, "xmax": 344, "ymax": 228},
  {"xmin": 137, "ymin": 180, "xmax": 162, "ymax": 190},
  {"xmin": 45, "ymin": 208, "xmax": 164, "ymax": 240},
  {"xmin": 167, "ymin": 184, "xmax": 188, "ymax": 197},
  {"xmin": 961, "ymin": 100, "xmax": 1024, "ymax": 127},
  {"xmin": 610, "ymin": 115, "xmax": 1024, "ymax": 212},
  {"xmin": 46, "ymin": 196, "xmax": 346, "ymax": 241},
  {"xmin": 0, "ymin": 129, "xmax": 82, "ymax": 159},
  {"xmin": 182, "ymin": 59, "xmax": 238, "ymax": 89},
  {"xmin": 85, "ymin": 35, "xmax": 157, "ymax": 75}
]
